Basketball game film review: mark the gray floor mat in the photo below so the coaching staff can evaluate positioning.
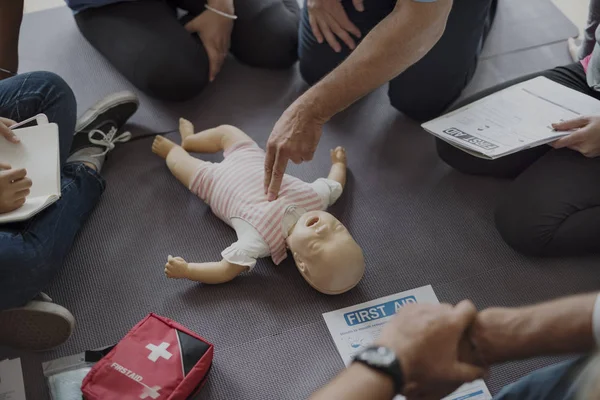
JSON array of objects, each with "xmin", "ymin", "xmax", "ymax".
[
  {"xmin": 2, "ymin": 1, "xmax": 591, "ymax": 399},
  {"xmin": 480, "ymin": 0, "xmax": 578, "ymax": 58}
]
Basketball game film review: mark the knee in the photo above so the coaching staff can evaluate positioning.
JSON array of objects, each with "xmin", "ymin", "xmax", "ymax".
[
  {"xmin": 299, "ymin": 55, "xmax": 331, "ymax": 86},
  {"xmin": 142, "ymin": 57, "xmax": 209, "ymax": 102},
  {"xmin": 389, "ymin": 89, "xmax": 456, "ymax": 122},
  {"xmin": 231, "ymin": 3, "xmax": 300, "ymax": 69},
  {"xmin": 494, "ymin": 200, "xmax": 552, "ymax": 257},
  {"xmin": 436, "ymin": 139, "xmax": 471, "ymax": 174},
  {"xmin": 22, "ymin": 71, "xmax": 77, "ymax": 113}
]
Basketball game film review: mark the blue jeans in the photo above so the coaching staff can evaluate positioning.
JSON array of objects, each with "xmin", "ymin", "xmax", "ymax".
[
  {"xmin": 493, "ymin": 357, "xmax": 589, "ymax": 400},
  {"xmin": 0, "ymin": 71, "xmax": 105, "ymax": 310}
]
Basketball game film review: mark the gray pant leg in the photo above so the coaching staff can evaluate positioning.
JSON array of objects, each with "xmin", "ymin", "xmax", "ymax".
[{"xmin": 579, "ymin": 0, "xmax": 600, "ymax": 60}]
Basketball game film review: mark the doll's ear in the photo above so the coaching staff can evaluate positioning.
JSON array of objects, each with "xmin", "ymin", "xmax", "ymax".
[{"xmin": 293, "ymin": 252, "xmax": 307, "ymax": 273}]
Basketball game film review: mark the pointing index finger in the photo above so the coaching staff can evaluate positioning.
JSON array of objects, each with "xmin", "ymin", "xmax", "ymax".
[
  {"xmin": 264, "ymin": 142, "xmax": 277, "ymax": 194},
  {"xmin": 267, "ymin": 151, "xmax": 288, "ymax": 201}
]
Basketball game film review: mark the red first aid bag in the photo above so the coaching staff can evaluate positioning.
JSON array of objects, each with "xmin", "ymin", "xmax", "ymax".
[{"xmin": 81, "ymin": 313, "xmax": 213, "ymax": 400}]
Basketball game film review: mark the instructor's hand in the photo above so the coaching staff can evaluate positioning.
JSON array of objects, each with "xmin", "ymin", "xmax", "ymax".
[
  {"xmin": 185, "ymin": 3, "xmax": 234, "ymax": 82},
  {"xmin": 551, "ymin": 116, "xmax": 600, "ymax": 157},
  {"xmin": 0, "ymin": 117, "xmax": 19, "ymax": 143},
  {"xmin": 307, "ymin": 0, "xmax": 362, "ymax": 53},
  {"xmin": 264, "ymin": 105, "xmax": 324, "ymax": 201},
  {"xmin": 376, "ymin": 301, "xmax": 487, "ymax": 399}
]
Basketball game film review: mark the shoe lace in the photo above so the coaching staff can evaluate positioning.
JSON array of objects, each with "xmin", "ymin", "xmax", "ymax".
[{"xmin": 89, "ymin": 126, "xmax": 132, "ymax": 157}]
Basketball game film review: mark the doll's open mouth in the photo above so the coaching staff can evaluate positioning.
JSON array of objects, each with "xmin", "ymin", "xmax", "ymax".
[{"xmin": 306, "ymin": 217, "xmax": 320, "ymax": 227}]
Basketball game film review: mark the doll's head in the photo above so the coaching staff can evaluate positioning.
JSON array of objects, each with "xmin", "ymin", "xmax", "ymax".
[{"xmin": 286, "ymin": 211, "xmax": 365, "ymax": 295}]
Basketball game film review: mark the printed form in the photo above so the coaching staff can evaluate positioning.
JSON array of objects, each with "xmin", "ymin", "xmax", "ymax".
[
  {"xmin": 0, "ymin": 358, "xmax": 26, "ymax": 400},
  {"xmin": 422, "ymin": 77, "xmax": 600, "ymax": 159},
  {"xmin": 323, "ymin": 285, "xmax": 491, "ymax": 400}
]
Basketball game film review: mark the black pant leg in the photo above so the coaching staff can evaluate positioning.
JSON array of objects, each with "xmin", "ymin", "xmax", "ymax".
[
  {"xmin": 387, "ymin": 0, "xmax": 496, "ymax": 122},
  {"xmin": 75, "ymin": 0, "xmax": 209, "ymax": 101},
  {"xmin": 298, "ymin": 0, "xmax": 394, "ymax": 85},
  {"xmin": 436, "ymin": 63, "xmax": 597, "ymax": 179},
  {"xmin": 229, "ymin": 0, "xmax": 301, "ymax": 69},
  {"xmin": 495, "ymin": 148, "xmax": 600, "ymax": 256}
]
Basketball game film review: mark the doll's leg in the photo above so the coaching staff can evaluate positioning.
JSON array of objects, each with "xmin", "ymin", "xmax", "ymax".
[
  {"xmin": 179, "ymin": 118, "xmax": 252, "ymax": 154},
  {"xmin": 152, "ymin": 135, "xmax": 203, "ymax": 188}
]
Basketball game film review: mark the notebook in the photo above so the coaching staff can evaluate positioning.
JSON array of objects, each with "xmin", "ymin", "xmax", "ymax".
[
  {"xmin": 0, "ymin": 114, "xmax": 60, "ymax": 224},
  {"xmin": 422, "ymin": 77, "xmax": 600, "ymax": 159}
]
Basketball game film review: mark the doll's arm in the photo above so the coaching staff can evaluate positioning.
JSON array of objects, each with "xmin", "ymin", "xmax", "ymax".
[
  {"xmin": 165, "ymin": 256, "xmax": 248, "ymax": 284},
  {"xmin": 328, "ymin": 147, "xmax": 347, "ymax": 189}
]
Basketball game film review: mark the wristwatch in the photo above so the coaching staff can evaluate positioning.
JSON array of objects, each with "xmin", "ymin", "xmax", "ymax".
[{"xmin": 352, "ymin": 346, "xmax": 404, "ymax": 394}]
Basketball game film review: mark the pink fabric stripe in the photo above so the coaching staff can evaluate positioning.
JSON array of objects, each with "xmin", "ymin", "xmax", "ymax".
[
  {"xmin": 190, "ymin": 164, "xmax": 211, "ymax": 197},
  {"xmin": 208, "ymin": 153, "xmax": 258, "ymax": 211},
  {"xmin": 221, "ymin": 166, "xmax": 262, "ymax": 218},
  {"xmin": 224, "ymin": 164, "xmax": 265, "ymax": 214},
  {"xmin": 261, "ymin": 194, "xmax": 322, "ymax": 246},
  {"xmin": 223, "ymin": 141, "xmax": 258, "ymax": 158},
  {"xmin": 252, "ymin": 189, "xmax": 318, "ymax": 234}
]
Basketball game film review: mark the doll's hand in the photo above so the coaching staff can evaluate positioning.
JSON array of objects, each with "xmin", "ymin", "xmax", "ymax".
[
  {"xmin": 165, "ymin": 255, "xmax": 189, "ymax": 279},
  {"xmin": 330, "ymin": 146, "xmax": 347, "ymax": 165}
]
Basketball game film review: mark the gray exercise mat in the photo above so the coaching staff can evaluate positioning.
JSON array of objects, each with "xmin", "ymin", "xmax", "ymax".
[
  {"xmin": 2, "ymin": 1, "xmax": 591, "ymax": 399},
  {"xmin": 480, "ymin": 0, "xmax": 578, "ymax": 58}
]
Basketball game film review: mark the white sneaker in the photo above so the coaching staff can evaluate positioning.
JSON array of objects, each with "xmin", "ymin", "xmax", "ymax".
[{"xmin": 0, "ymin": 295, "xmax": 75, "ymax": 351}]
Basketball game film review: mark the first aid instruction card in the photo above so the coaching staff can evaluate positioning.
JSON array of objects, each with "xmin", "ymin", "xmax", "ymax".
[{"xmin": 322, "ymin": 285, "xmax": 492, "ymax": 400}]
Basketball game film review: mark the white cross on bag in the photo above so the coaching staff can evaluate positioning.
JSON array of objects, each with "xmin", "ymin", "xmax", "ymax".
[
  {"xmin": 139, "ymin": 385, "xmax": 161, "ymax": 399},
  {"xmin": 145, "ymin": 342, "xmax": 173, "ymax": 362}
]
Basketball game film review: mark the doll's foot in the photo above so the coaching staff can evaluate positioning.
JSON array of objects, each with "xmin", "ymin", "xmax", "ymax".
[
  {"xmin": 330, "ymin": 146, "xmax": 347, "ymax": 165},
  {"xmin": 165, "ymin": 255, "xmax": 189, "ymax": 279},
  {"xmin": 152, "ymin": 135, "xmax": 177, "ymax": 159},
  {"xmin": 179, "ymin": 118, "xmax": 195, "ymax": 142}
]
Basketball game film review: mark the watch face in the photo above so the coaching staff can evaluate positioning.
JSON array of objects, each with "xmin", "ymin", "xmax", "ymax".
[{"xmin": 360, "ymin": 346, "xmax": 396, "ymax": 367}]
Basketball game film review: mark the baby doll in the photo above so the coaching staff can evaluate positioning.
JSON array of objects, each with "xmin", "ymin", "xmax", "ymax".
[{"xmin": 151, "ymin": 119, "xmax": 365, "ymax": 295}]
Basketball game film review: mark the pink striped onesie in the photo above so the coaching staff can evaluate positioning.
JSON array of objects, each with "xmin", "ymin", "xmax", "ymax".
[{"xmin": 188, "ymin": 141, "xmax": 340, "ymax": 265}]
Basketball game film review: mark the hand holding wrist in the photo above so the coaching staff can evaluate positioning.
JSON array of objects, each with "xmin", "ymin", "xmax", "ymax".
[
  {"xmin": 375, "ymin": 301, "xmax": 486, "ymax": 398},
  {"xmin": 469, "ymin": 307, "xmax": 530, "ymax": 365}
]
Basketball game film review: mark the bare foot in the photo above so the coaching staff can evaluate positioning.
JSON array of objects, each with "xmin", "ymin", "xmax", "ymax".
[
  {"xmin": 568, "ymin": 37, "xmax": 581, "ymax": 63},
  {"xmin": 179, "ymin": 118, "xmax": 195, "ymax": 142},
  {"xmin": 152, "ymin": 135, "xmax": 177, "ymax": 159}
]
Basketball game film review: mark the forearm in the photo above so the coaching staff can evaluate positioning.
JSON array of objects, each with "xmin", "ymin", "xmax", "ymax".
[
  {"xmin": 0, "ymin": 0, "xmax": 24, "ymax": 79},
  {"xmin": 299, "ymin": 0, "xmax": 452, "ymax": 122},
  {"xmin": 328, "ymin": 162, "xmax": 347, "ymax": 188},
  {"xmin": 310, "ymin": 363, "xmax": 394, "ymax": 400},
  {"xmin": 472, "ymin": 293, "xmax": 598, "ymax": 364},
  {"xmin": 185, "ymin": 260, "xmax": 247, "ymax": 284}
]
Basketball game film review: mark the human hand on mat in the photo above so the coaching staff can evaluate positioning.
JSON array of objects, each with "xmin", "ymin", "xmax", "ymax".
[
  {"xmin": 0, "ymin": 164, "xmax": 31, "ymax": 214},
  {"xmin": 307, "ymin": 0, "xmax": 362, "ymax": 52},
  {"xmin": 185, "ymin": 2, "xmax": 234, "ymax": 82},
  {"xmin": 375, "ymin": 301, "xmax": 486, "ymax": 399},
  {"xmin": 165, "ymin": 255, "xmax": 190, "ymax": 279},
  {"xmin": 551, "ymin": 116, "xmax": 600, "ymax": 157},
  {"xmin": 0, "ymin": 117, "xmax": 19, "ymax": 143},
  {"xmin": 265, "ymin": 104, "xmax": 324, "ymax": 200}
]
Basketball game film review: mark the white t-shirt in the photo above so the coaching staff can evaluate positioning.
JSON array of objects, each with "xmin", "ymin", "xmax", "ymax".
[{"xmin": 221, "ymin": 178, "xmax": 343, "ymax": 270}]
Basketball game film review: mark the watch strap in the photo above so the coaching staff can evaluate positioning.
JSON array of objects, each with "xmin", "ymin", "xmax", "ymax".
[{"xmin": 353, "ymin": 346, "xmax": 404, "ymax": 394}]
